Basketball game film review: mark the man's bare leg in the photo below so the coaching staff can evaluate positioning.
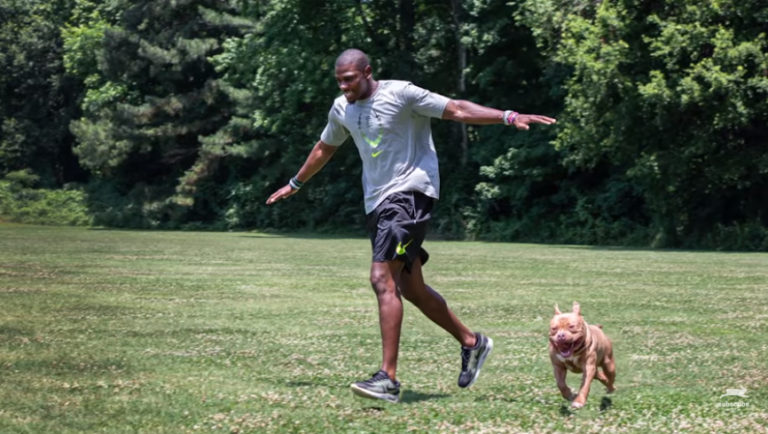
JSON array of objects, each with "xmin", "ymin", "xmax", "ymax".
[
  {"xmin": 399, "ymin": 257, "xmax": 493, "ymax": 388},
  {"xmin": 398, "ymin": 257, "xmax": 476, "ymax": 348},
  {"xmin": 370, "ymin": 260, "xmax": 405, "ymax": 381}
]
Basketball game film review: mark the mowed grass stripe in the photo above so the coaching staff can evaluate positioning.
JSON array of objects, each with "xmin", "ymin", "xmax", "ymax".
[{"xmin": 1, "ymin": 224, "xmax": 766, "ymax": 433}]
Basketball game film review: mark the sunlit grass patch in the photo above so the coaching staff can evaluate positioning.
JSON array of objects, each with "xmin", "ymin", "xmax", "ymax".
[{"xmin": 1, "ymin": 224, "xmax": 766, "ymax": 432}]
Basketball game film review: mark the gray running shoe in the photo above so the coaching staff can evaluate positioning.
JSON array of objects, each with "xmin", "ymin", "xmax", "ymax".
[
  {"xmin": 458, "ymin": 333, "xmax": 493, "ymax": 388},
  {"xmin": 350, "ymin": 370, "xmax": 401, "ymax": 403}
]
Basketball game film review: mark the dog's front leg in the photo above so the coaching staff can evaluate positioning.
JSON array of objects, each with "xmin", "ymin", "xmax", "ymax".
[
  {"xmin": 572, "ymin": 360, "xmax": 596, "ymax": 408},
  {"xmin": 552, "ymin": 363, "xmax": 574, "ymax": 401}
]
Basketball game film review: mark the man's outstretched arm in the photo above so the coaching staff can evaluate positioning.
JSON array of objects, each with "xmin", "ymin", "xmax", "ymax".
[
  {"xmin": 266, "ymin": 140, "xmax": 338, "ymax": 205},
  {"xmin": 442, "ymin": 99, "xmax": 556, "ymax": 130}
]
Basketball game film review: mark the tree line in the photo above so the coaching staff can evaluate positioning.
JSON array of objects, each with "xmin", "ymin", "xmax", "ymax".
[{"xmin": 1, "ymin": 0, "xmax": 767, "ymax": 250}]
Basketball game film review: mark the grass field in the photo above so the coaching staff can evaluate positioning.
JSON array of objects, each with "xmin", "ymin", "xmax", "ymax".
[{"xmin": 1, "ymin": 224, "xmax": 766, "ymax": 433}]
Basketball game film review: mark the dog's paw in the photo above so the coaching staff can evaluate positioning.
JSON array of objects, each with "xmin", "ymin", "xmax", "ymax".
[{"xmin": 571, "ymin": 401, "xmax": 585, "ymax": 409}]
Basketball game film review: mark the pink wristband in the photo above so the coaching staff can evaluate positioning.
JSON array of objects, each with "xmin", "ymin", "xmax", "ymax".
[{"xmin": 505, "ymin": 111, "xmax": 519, "ymax": 126}]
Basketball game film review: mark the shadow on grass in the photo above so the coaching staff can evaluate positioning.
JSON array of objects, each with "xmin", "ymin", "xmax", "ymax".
[
  {"xmin": 600, "ymin": 396, "xmax": 613, "ymax": 411},
  {"xmin": 286, "ymin": 380, "xmax": 340, "ymax": 388},
  {"xmin": 354, "ymin": 392, "xmax": 451, "ymax": 409},
  {"xmin": 558, "ymin": 396, "xmax": 613, "ymax": 416},
  {"xmin": 286, "ymin": 380, "xmax": 449, "ymax": 404},
  {"xmin": 400, "ymin": 390, "xmax": 450, "ymax": 404}
]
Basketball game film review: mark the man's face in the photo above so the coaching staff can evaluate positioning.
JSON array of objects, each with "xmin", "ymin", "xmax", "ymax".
[{"xmin": 335, "ymin": 62, "xmax": 372, "ymax": 103}]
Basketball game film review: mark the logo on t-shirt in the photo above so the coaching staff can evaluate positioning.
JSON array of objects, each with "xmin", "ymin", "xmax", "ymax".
[
  {"xmin": 396, "ymin": 239, "xmax": 413, "ymax": 255},
  {"xmin": 358, "ymin": 109, "xmax": 384, "ymax": 157}
]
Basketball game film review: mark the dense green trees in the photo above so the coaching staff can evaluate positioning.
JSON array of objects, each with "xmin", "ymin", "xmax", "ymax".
[
  {"xmin": 65, "ymin": 0, "xmax": 246, "ymax": 226},
  {"xmin": 543, "ymin": 0, "xmax": 768, "ymax": 248},
  {"xmin": 1, "ymin": 0, "xmax": 766, "ymax": 249},
  {"xmin": 0, "ymin": 0, "xmax": 84, "ymax": 186},
  {"xmin": 471, "ymin": 0, "xmax": 768, "ymax": 248}
]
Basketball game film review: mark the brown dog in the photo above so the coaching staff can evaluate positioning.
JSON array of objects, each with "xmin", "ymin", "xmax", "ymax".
[{"xmin": 549, "ymin": 302, "xmax": 616, "ymax": 408}]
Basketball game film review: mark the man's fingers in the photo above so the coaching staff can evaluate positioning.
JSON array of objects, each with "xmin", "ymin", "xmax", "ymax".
[
  {"xmin": 266, "ymin": 185, "xmax": 296, "ymax": 205},
  {"xmin": 538, "ymin": 115, "xmax": 557, "ymax": 124},
  {"xmin": 529, "ymin": 114, "xmax": 557, "ymax": 124},
  {"xmin": 514, "ymin": 114, "xmax": 557, "ymax": 130},
  {"xmin": 266, "ymin": 191, "xmax": 283, "ymax": 205}
]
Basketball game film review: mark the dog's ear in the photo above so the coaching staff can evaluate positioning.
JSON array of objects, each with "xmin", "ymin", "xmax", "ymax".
[
  {"xmin": 554, "ymin": 304, "xmax": 561, "ymax": 315},
  {"xmin": 572, "ymin": 301, "xmax": 581, "ymax": 316}
]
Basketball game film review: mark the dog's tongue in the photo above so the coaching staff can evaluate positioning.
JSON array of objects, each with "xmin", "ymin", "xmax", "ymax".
[{"xmin": 559, "ymin": 342, "xmax": 575, "ymax": 358}]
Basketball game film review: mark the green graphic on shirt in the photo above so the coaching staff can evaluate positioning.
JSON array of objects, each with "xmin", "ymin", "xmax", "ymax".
[
  {"xmin": 363, "ymin": 131, "xmax": 383, "ymax": 148},
  {"xmin": 371, "ymin": 150, "xmax": 383, "ymax": 158}
]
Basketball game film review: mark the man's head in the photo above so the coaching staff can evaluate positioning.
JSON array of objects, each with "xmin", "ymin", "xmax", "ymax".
[{"xmin": 335, "ymin": 48, "xmax": 375, "ymax": 103}]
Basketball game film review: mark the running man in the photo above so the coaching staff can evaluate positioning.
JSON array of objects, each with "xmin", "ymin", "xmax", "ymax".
[{"xmin": 266, "ymin": 48, "xmax": 556, "ymax": 403}]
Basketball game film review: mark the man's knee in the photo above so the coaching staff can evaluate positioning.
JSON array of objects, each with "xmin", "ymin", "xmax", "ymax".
[{"xmin": 370, "ymin": 264, "xmax": 398, "ymax": 297}]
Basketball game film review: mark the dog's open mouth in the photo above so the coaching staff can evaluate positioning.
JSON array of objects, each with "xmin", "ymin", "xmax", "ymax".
[{"xmin": 555, "ymin": 338, "xmax": 582, "ymax": 358}]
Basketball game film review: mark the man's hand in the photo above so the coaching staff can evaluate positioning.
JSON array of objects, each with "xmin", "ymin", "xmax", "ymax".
[
  {"xmin": 266, "ymin": 185, "xmax": 298, "ymax": 205},
  {"xmin": 512, "ymin": 114, "xmax": 557, "ymax": 131},
  {"xmin": 265, "ymin": 141, "xmax": 338, "ymax": 206}
]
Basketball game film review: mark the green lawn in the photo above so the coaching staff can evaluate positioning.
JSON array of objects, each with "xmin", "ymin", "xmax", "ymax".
[{"xmin": 1, "ymin": 224, "xmax": 766, "ymax": 433}]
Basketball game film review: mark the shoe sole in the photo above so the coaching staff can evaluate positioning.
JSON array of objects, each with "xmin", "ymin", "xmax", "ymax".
[
  {"xmin": 463, "ymin": 336, "xmax": 494, "ymax": 388},
  {"xmin": 350, "ymin": 383, "xmax": 400, "ymax": 403}
]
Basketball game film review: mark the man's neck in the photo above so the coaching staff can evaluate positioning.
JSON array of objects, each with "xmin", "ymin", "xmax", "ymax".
[{"xmin": 360, "ymin": 79, "xmax": 379, "ymax": 101}]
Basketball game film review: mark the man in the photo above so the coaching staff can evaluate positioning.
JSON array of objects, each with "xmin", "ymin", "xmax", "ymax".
[{"xmin": 266, "ymin": 48, "xmax": 556, "ymax": 403}]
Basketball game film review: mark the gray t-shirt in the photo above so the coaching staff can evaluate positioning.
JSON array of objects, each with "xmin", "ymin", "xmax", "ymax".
[{"xmin": 320, "ymin": 80, "xmax": 450, "ymax": 213}]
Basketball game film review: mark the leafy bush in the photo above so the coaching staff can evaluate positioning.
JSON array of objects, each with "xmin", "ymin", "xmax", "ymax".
[{"xmin": 0, "ymin": 180, "xmax": 92, "ymax": 226}]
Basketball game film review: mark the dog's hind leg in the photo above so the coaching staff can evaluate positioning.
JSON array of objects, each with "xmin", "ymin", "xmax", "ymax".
[
  {"xmin": 602, "ymin": 355, "xmax": 616, "ymax": 393},
  {"xmin": 596, "ymin": 368, "xmax": 609, "ymax": 387}
]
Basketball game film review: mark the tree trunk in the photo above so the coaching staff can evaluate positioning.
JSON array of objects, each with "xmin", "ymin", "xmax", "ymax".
[{"xmin": 451, "ymin": 0, "xmax": 468, "ymax": 166}]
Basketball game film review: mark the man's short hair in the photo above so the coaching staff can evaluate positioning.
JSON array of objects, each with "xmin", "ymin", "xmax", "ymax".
[{"xmin": 336, "ymin": 48, "xmax": 370, "ymax": 71}]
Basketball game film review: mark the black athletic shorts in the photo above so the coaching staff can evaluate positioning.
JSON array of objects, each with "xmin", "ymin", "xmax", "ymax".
[{"xmin": 366, "ymin": 191, "xmax": 434, "ymax": 272}]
